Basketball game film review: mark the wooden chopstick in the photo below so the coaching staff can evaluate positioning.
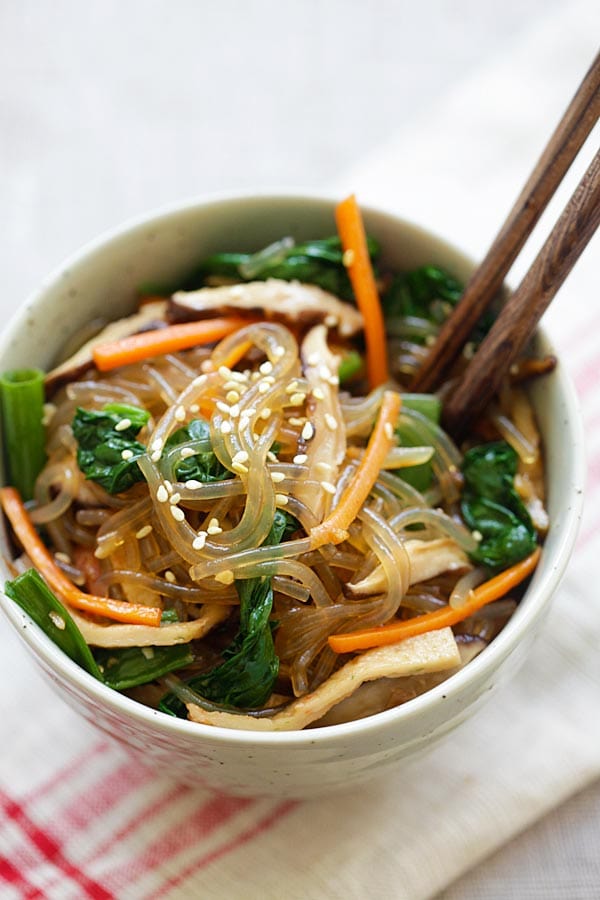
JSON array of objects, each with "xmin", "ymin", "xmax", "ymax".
[
  {"xmin": 409, "ymin": 50, "xmax": 600, "ymax": 395},
  {"xmin": 443, "ymin": 147, "xmax": 600, "ymax": 436}
]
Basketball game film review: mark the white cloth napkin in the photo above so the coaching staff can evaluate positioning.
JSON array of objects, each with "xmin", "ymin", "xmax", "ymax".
[{"xmin": 1, "ymin": 2, "xmax": 599, "ymax": 898}]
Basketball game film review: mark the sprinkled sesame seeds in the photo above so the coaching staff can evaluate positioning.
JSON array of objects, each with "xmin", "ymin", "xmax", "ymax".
[
  {"xmin": 232, "ymin": 461, "xmax": 249, "ymax": 475},
  {"xmin": 164, "ymin": 570, "xmax": 177, "ymax": 583},
  {"xmin": 285, "ymin": 380, "xmax": 299, "ymax": 394},
  {"xmin": 289, "ymin": 392, "xmax": 306, "ymax": 406},
  {"xmin": 232, "ymin": 450, "xmax": 249, "ymax": 465},
  {"xmin": 192, "ymin": 374, "xmax": 208, "ymax": 386},
  {"xmin": 201, "ymin": 360, "xmax": 214, "ymax": 373},
  {"xmin": 215, "ymin": 570, "xmax": 234, "ymax": 585},
  {"xmin": 342, "ymin": 248, "xmax": 355, "ymax": 267},
  {"xmin": 151, "ymin": 451, "xmax": 161, "ymax": 462},
  {"xmin": 302, "ymin": 421, "xmax": 315, "ymax": 441},
  {"xmin": 275, "ymin": 493, "xmax": 289, "ymax": 506},
  {"xmin": 189, "ymin": 403, "xmax": 200, "ymax": 413},
  {"xmin": 226, "ymin": 390, "xmax": 240, "ymax": 404},
  {"xmin": 180, "ymin": 447, "xmax": 196, "ymax": 459},
  {"xmin": 271, "ymin": 471, "xmax": 285, "ymax": 483},
  {"xmin": 164, "ymin": 480, "xmax": 173, "ymax": 493},
  {"xmin": 258, "ymin": 381, "xmax": 270, "ymax": 394},
  {"xmin": 319, "ymin": 365, "xmax": 331, "ymax": 380},
  {"xmin": 267, "ymin": 450, "xmax": 278, "ymax": 463},
  {"xmin": 321, "ymin": 481, "xmax": 336, "ymax": 494},
  {"xmin": 239, "ymin": 415, "xmax": 250, "ymax": 431},
  {"xmin": 384, "ymin": 422, "xmax": 394, "ymax": 440},
  {"xmin": 260, "ymin": 407, "xmax": 271, "ymax": 420},
  {"xmin": 174, "ymin": 405, "xmax": 186, "ymax": 422},
  {"xmin": 312, "ymin": 387, "xmax": 325, "ymax": 401},
  {"xmin": 325, "ymin": 413, "xmax": 338, "ymax": 431},
  {"xmin": 472, "ymin": 529, "xmax": 483, "ymax": 542},
  {"xmin": 328, "ymin": 374, "xmax": 339, "ymax": 386},
  {"xmin": 324, "ymin": 314, "xmax": 338, "ymax": 328},
  {"xmin": 136, "ymin": 525, "xmax": 153, "ymax": 539},
  {"xmin": 218, "ymin": 365, "xmax": 232, "ymax": 379},
  {"xmin": 288, "ymin": 416, "xmax": 306, "ymax": 427},
  {"xmin": 207, "ymin": 518, "xmax": 222, "ymax": 535},
  {"xmin": 216, "ymin": 400, "xmax": 231, "ymax": 414},
  {"xmin": 42, "ymin": 403, "xmax": 57, "ymax": 427},
  {"xmin": 306, "ymin": 352, "xmax": 319, "ymax": 367},
  {"xmin": 152, "ymin": 439, "xmax": 163, "ymax": 452},
  {"xmin": 259, "ymin": 360, "xmax": 273, "ymax": 375},
  {"xmin": 114, "ymin": 418, "xmax": 131, "ymax": 432},
  {"xmin": 293, "ymin": 454, "xmax": 308, "ymax": 465},
  {"xmin": 273, "ymin": 345, "xmax": 285, "ymax": 358},
  {"xmin": 185, "ymin": 479, "xmax": 202, "ymax": 490},
  {"xmin": 55, "ymin": 552, "xmax": 71, "ymax": 565},
  {"xmin": 169, "ymin": 492, "xmax": 182, "ymax": 505},
  {"xmin": 229, "ymin": 404, "xmax": 240, "ymax": 419},
  {"xmin": 170, "ymin": 505, "xmax": 185, "ymax": 522},
  {"xmin": 49, "ymin": 611, "xmax": 66, "ymax": 630},
  {"xmin": 220, "ymin": 420, "xmax": 232, "ymax": 435},
  {"xmin": 156, "ymin": 485, "xmax": 169, "ymax": 503},
  {"xmin": 192, "ymin": 531, "xmax": 207, "ymax": 550},
  {"xmin": 121, "ymin": 449, "xmax": 134, "ymax": 461}
]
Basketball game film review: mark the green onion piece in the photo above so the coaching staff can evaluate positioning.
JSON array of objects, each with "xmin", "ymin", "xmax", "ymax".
[
  {"xmin": 338, "ymin": 350, "xmax": 363, "ymax": 384},
  {"xmin": 0, "ymin": 368, "xmax": 46, "ymax": 500},
  {"xmin": 396, "ymin": 393, "xmax": 441, "ymax": 491},
  {"xmin": 400, "ymin": 392, "xmax": 441, "ymax": 422},
  {"xmin": 4, "ymin": 569, "xmax": 103, "ymax": 680}
]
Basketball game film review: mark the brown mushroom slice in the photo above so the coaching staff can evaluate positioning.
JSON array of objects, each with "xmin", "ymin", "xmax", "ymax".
[
  {"xmin": 170, "ymin": 279, "xmax": 363, "ymax": 337},
  {"xmin": 348, "ymin": 537, "xmax": 470, "ymax": 596},
  {"xmin": 186, "ymin": 627, "xmax": 460, "ymax": 731},
  {"xmin": 71, "ymin": 603, "xmax": 228, "ymax": 647},
  {"xmin": 45, "ymin": 299, "xmax": 168, "ymax": 389},
  {"xmin": 314, "ymin": 634, "xmax": 487, "ymax": 726}
]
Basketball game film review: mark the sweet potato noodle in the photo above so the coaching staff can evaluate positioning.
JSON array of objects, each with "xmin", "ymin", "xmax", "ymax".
[{"xmin": 5, "ymin": 272, "xmax": 547, "ymax": 730}]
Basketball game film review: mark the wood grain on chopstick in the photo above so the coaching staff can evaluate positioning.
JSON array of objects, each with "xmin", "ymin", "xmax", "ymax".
[
  {"xmin": 410, "ymin": 50, "xmax": 600, "ymax": 393},
  {"xmin": 443, "ymin": 147, "xmax": 600, "ymax": 436}
]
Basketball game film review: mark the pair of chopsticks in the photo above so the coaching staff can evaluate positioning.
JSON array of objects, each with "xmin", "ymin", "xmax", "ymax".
[{"xmin": 410, "ymin": 50, "xmax": 600, "ymax": 436}]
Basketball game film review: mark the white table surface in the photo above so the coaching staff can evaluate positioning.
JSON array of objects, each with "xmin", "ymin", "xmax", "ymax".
[{"xmin": 1, "ymin": 2, "xmax": 599, "ymax": 896}]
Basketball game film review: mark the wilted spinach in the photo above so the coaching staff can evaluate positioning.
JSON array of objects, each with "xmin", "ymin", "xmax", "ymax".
[
  {"xmin": 72, "ymin": 403, "xmax": 150, "ymax": 494},
  {"xmin": 461, "ymin": 441, "xmax": 537, "ymax": 570},
  {"xmin": 164, "ymin": 418, "xmax": 231, "ymax": 483},
  {"xmin": 95, "ymin": 644, "xmax": 194, "ymax": 691}
]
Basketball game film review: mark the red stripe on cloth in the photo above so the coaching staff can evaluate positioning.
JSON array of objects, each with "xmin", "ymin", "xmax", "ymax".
[
  {"xmin": 103, "ymin": 792, "xmax": 255, "ymax": 894},
  {"xmin": 0, "ymin": 854, "xmax": 45, "ymax": 899},
  {"xmin": 148, "ymin": 799, "xmax": 298, "ymax": 898},
  {"xmin": 20, "ymin": 740, "xmax": 110, "ymax": 804},
  {"xmin": 0, "ymin": 789, "xmax": 113, "ymax": 900}
]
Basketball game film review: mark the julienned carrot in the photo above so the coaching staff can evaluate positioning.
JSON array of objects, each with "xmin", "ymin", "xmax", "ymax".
[
  {"xmin": 328, "ymin": 546, "xmax": 541, "ymax": 653},
  {"xmin": 93, "ymin": 317, "xmax": 249, "ymax": 371},
  {"xmin": 309, "ymin": 390, "xmax": 401, "ymax": 550},
  {"xmin": 0, "ymin": 487, "xmax": 161, "ymax": 627},
  {"xmin": 216, "ymin": 339, "xmax": 254, "ymax": 373},
  {"xmin": 335, "ymin": 194, "xmax": 389, "ymax": 389}
]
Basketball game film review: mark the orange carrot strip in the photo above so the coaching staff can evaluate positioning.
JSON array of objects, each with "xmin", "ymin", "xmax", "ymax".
[
  {"xmin": 328, "ymin": 546, "xmax": 541, "ymax": 653},
  {"xmin": 216, "ymin": 339, "xmax": 254, "ymax": 372},
  {"xmin": 92, "ymin": 317, "xmax": 249, "ymax": 372},
  {"xmin": 0, "ymin": 487, "xmax": 161, "ymax": 626},
  {"xmin": 309, "ymin": 390, "xmax": 401, "ymax": 549},
  {"xmin": 335, "ymin": 194, "xmax": 389, "ymax": 389}
]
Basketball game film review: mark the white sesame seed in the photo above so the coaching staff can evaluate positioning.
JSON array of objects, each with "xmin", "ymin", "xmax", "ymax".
[
  {"xmin": 192, "ymin": 374, "xmax": 208, "ymax": 386},
  {"xmin": 170, "ymin": 505, "xmax": 185, "ymax": 522},
  {"xmin": 180, "ymin": 447, "xmax": 196, "ymax": 459},
  {"xmin": 258, "ymin": 381, "xmax": 270, "ymax": 394},
  {"xmin": 136, "ymin": 525, "xmax": 153, "ymax": 539},
  {"xmin": 229, "ymin": 403, "xmax": 240, "ymax": 419},
  {"xmin": 472, "ymin": 530, "xmax": 483, "ymax": 542},
  {"xmin": 220, "ymin": 420, "xmax": 232, "ymax": 435},
  {"xmin": 152, "ymin": 438, "xmax": 163, "ymax": 452},
  {"xmin": 271, "ymin": 471, "xmax": 285, "ymax": 483},
  {"xmin": 324, "ymin": 314, "xmax": 338, "ymax": 328},
  {"xmin": 319, "ymin": 365, "xmax": 331, "ymax": 380},
  {"xmin": 151, "ymin": 450, "xmax": 161, "ymax": 462},
  {"xmin": 328, "ymin": 374, "xmax": 339, "ymax": 386},
  {"xmin": 156, "ymin": 485, "xmax": 169, "ymax": 503},
  {"xmin": 200, "ymin": 360, "xmax": 214, "ymax": 373},
  {"xmin": 251, "ymin": 371, "xmax": 261, "ymax": 382},
  {"xmin": 232, "ymin": 450, "xmax": 249, "ymax": 465},
  {"xmin": 217, "ymin": 400, "xmax": 231, "ymax": 414},
  {"xmin": 141, "ymin": 647, "xmax": 155, "ymax": 659},
  {"xmin": 230, "ymin": 370, "xmax": 248, "ymax": 383},
  {"xmin": 285, "ymin": 380, "xmax": 299, "ymax": 394},
  {"xmin": 207, "ymin": 517, "xmax": 221, "ymax": 534},
  {"xmin": 169, "ymin": 492, "xmax": 182, "ymax": 505},
  {"xmin": 215, "ymin": 570, "xmax": 234, "ymax": 585},
  {"xmin": 306, "ymin": 352, "xmax": 319, "ymax": 367},
  {"xmin": 174, "ymin": 405, "xmax": 186, "ymax": 422},
  {"xmin": 312, "ymin": 387, "xmax": 325, "ymax": 401},
  {"xmin": 114, "ymin": 418, "xmax": 131, "ymax": 432},
  {"xmin": 239, "ymin": 415, "xmax": 250, "ymax": 431},
  {"xmin": 42, "ymin": 402, "xmax": 57, "ymax": 427},
  {"xmin": 164, "ymin": 480, "xmax": 173, "ymax": 493},
  {"xmin": 267, "ymin": 450, "xmax": 278, "ymax": 463},
  {"xmin": 49, "ymin": 611, "xmax": 66, "ymax": 630},
  {"xmin": 223, "ymin": 380, "xmax": 241, "ymax": 392},
  {"xmin": 316, "ymin": 460, "xmax": 333, "ymax": 473},
  {"xmin": 263, "ymin": 375, "xmax": 275, "ymax": 385},
  {"xmin": 260, "ymin": 407, "xmax": 271, "ymax": 420},
  {"xmin": 226, "ymin": 390, "xmax": 240, "ymax": 404},
  {"xmin": 342, "ymin": 248, "xmax": 355, "ymax": 267},
  {"xmin": 55, "ymin": 552, "xmax": 71, "ymax": 565},
  {"xmin": 185, "ymin": 479, "xmax": 202, "ymax": 490},
  {"xmin": 275, "ymin": 493, "xmax": 289, "ymax": 506},
  {"xmin": 259, "ymin": 360, "xmax": 273, "ymax": 375},
  {"xmin": 289, "ymin": 392, "xmax": 306, "ymax": 406},
  {"xmin": 384, "ymin": 422, "xmax": 394, "ymax": 440},
  {"xmin": 325, "ymin": 413, "xmax": 338, "ymax": 431},
  {"xmin": 218, "ymin": 366, "xmax": 232, "ymax": 379},
  {"xmin": 244, "ymin": 407, "xmax": 256, "ymax": 416},
  {"xmin": 232, "ymin": 461, "xmax": 249, "ymax": 475},
  {"xmin": 293, "ymin": 454, "xmax": 308, "ymax": 465},
  {"xmin": 192, "ymin": 531, "xmax": 207, "ymax": 550},
  {"xmin": 321, "ymin": 481, "xmax": 337, "ymax": 494},
  {"xmin": 164, "ymin": 570, "xmax": 177, "ymax": 584},
  {"xmin": 273, "ymin": 345, "xmax": 285, "ymax": 358},
  {"xmin": 288, "ymin": 416, "xmax": 306, "ymax": 427},
  {"xmin": 302, "ymin": 422, "xmax": 315, "ymax": 441},
  {"xmin": 121, "ymin": 449, "xmax": 134, "ymax": 461},
  {"xmin": 189, "ymin": 403, "xmax": 200, "ymax": 413}
]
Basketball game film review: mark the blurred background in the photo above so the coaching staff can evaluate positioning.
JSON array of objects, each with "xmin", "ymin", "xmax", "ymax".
[{"xmin": 1, "ymin": 2, "xmax": 599, "ymax": 897}]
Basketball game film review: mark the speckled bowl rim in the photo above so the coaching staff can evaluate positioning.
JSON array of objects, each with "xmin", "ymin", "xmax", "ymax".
[{"xmin": 0, "ymin": 189, "xmax": 586, "ymax": 750}]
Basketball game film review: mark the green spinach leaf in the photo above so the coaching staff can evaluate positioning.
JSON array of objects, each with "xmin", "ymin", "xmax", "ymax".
[
  {"xmin": 164, "ymin": 418, "xmax": 231, "ymax": 483},
  {"xmin": 461, "ymin": 441, "xmax": 536, "ymax": 570},
  {"xmin": 72, "ymin": 403, "xmax": 150, "ymax": 494},
  {"xmin": 95, "ymin": 644, "xmax": 193, "ymax": 691}
]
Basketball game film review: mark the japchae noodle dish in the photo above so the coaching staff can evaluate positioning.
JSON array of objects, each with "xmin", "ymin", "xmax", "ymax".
[{"xmin": 0, "ymin": 196, "xmax": 549, "ymax": 730}]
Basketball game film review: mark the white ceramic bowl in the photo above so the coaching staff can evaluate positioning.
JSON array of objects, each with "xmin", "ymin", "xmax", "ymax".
[{"xmin": 0, "ymin": 193, "xmax": 585, "ymax": 798}]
